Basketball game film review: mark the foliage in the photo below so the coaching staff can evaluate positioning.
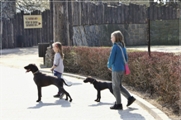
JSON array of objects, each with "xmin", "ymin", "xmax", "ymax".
[
  {"xmin": 16, "ymin": 0, "xmax": 50, "ymax": 13},
  {"xmin": 0, "ymin": 0, "xmax": 50, "ymax": 19},
  {"xmin": 63, "ymin": 46, "xmax": 111, "ymax": 79},
  {"xmin": 63, "ymin": 46, "xmax": 181, "ymax": 115},
  {"xmin": 0, "ymin": 0, "xmax": 16, "ymax": 19}
]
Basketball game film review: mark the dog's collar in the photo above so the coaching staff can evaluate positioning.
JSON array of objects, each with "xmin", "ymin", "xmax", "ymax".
[
  {"xmin": 33, "ymin": 70, "xmax": 39, "ymax": 75},
  {"xmin": 91, "ymin": 79, "xmax": 96, "ymax": 84}
]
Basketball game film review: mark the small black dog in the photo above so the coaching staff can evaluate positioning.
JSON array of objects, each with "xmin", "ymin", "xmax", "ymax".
[
  {"xmin": 83, "ymin": 77, "xmax": 113, "ymax": 102},
  {"xmin": 24, "ymin": 64, "xmax": 72, "ymax": 102}
]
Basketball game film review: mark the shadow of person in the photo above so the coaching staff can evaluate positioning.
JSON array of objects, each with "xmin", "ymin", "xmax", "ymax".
[
  {"xmin": 28, "ymin": 100, "xmax": 71, "ymax": 109},
  {"xmin": 118, "ymin": 107, "xmax": 146, "ymax": 120},
  {"xmin": 89, "ymin": 102, "xmax": 114, "ymax": 107},
  {"xmin": 55, "ymin": 100, "xmax": 71, "ymax": 108}
]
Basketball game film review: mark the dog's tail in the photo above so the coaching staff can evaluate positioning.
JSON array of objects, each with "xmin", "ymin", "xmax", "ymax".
[{"xmin": 61, "ymin": 78, "xmax": 72, "ymax": 86}]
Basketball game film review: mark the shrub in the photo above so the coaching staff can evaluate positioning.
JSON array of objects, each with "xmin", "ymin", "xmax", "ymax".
[
  {"xmin": 63, "ymin": 46, "xmax": 181, "ymax": 114},
  {"xmin": 64, "ymin": 46, "xmax": 111, "ymax": 79}
]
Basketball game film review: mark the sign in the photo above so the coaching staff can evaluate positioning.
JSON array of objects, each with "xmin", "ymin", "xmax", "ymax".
[{"xmin": 23, "ymin": 15, "xmax": 42, "ymax": 29}]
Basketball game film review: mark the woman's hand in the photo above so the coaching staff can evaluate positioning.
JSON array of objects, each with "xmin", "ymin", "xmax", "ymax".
[
  {"xmin": 51, "ymin": 65, "xmax": 56, "ymax": 72},
  {"xmin": 50, "ymin": 67, "xmax": 54, "ymax": 72},
  {"xmin": 108, "ymin": 68, "xmax": 112, "ymax": 71}
]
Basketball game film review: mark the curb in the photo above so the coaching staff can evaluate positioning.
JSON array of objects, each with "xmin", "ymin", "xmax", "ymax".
[
  {"xmin": 40, "ymin": 69, "xmax": 171, "ymax": 120},
  {"xmin": 133, "ymin": 94, "xmax": 171, "ymax": 120}
]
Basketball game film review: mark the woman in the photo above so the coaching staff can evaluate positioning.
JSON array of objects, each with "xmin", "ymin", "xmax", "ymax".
[{"xmin": 107, "ymin": 30, "xmax": 136, "ymax": 110}]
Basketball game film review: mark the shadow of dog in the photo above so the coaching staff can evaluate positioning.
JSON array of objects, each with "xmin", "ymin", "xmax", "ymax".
[{"xmin": 28, "ymin": 100, "xmax": 71, "ymax": 109}]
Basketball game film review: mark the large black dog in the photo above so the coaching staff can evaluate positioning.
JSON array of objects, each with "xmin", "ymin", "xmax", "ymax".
[
  {"xmin": 83, "ymin": 77, "xmax": 113, "ymax": 102},
  {"xmin": 24, "ymin": 64, "xmax": 72, "ymax": 102}
]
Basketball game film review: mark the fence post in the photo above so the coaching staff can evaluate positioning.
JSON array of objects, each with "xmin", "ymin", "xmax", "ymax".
[
  {"xmin": 147, "ymin": 19, "xmax": 151, "ymax": 57},
  {"xmin": 148, "ymin": 19, "xmax": 151, "ymax": 57},
  {"xmin": 0, "ymin": 20, "xmax": 2, "ymax": 50},
  {"xmin": 179, "ymin": 2, "xmax": 181, "ymax": 46}
]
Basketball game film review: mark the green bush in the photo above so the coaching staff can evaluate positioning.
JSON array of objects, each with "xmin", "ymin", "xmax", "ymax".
[{"xmin": 63, "ymin": 46, "xmax": 181, "ymax": 114}]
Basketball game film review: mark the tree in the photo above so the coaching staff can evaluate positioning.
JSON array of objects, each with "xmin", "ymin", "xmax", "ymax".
[
  {"xmin": 154, "ymin": 0, "xmax": 181, "ymax": 4},
  {"xmin": 16, "ymin": 0, "xmax": 50, "ymax": 13},
  {"xmin": 0, "ymin": 0, "xmax": 16, "ymax": 19}
]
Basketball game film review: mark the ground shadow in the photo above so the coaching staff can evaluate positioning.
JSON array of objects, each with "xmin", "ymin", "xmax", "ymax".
[
  {"xmin": 28, "ymin": 99, "xmax": 71, "ymax": 109},
  {"xmin": 118, "ymin": 107, "xmax": 146, "ymax": 120},
  {"xmin": 89, "ymin": 102, "xmax": 114, "ymax": 107}
]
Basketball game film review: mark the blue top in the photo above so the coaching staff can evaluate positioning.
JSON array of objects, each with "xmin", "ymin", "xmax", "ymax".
[{"xmin": 107, "ymin": 42, "xmax": 128, "ymax": 72}]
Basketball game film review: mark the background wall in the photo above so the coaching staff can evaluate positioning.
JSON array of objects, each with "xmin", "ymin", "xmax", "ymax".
[
  {"xmin": 73, "ymin": 24, "xmax": 148, "ymax": 46},
  {"xmin": 150, "ymin": 19, "xmax": 180, "ymax": 45},
  {"xmin": 1, "ymin": 1, "xmax": 180, "ymax": 48}
]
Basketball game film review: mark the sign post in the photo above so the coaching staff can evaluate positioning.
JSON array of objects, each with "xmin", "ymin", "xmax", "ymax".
[{"xmin": 23, "ymin": 15, "xmax": 42, "ymax": 29}]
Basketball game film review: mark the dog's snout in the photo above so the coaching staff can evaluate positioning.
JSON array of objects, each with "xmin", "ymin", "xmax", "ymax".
[{"xmin": 83, "ymin": 79, "xmax": 88, "ymax": 83}]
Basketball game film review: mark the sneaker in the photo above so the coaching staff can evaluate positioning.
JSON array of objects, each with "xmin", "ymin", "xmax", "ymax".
[
  {"xmin": 110, "ymin": 103, "xmax": 123, "ymax": 110},
  {"xmin": 127, "ymin": 96, "xmax": 136, "ymax": 107},
  {"xmin": 53, "ymin": 94, "xmax": 60, "ymax": 98}
]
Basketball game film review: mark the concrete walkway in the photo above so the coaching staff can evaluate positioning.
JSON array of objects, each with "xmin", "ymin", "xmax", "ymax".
[
  {"xmin": 0, "ymin": 46, "xmax": 174, "ymax": 120},
  {"xmin": 1, "ymin": 65, "xmax": 156, "ymax": 120}
]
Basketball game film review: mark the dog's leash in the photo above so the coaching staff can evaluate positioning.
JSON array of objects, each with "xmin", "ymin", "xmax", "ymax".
[{"xmin": 33, "ymin": 71, "xmax": 39, "ymax": 75}]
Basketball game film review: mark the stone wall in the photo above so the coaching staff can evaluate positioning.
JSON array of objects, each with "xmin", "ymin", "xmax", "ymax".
[
  {"xmin": 52, "ymin": 1, "xmax": 180, "ymax": 47},
  {"xmin": 150, "ymin": 19, "xmax": 180, "ymax": 45},
  {"xmin": 73, "ymin": 24, "xmax": 148, "ymax": 46}
]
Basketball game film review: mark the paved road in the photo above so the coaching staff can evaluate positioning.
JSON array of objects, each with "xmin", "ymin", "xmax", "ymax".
[{"xmin": 0, "ymin": 65, "xmax": 156, "ymax": 120}]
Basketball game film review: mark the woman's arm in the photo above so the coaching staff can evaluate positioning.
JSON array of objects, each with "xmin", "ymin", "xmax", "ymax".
[
  {"xmin": 51, "ymin": 53, "xmax": 60, "ymax": 71},
  {"xmin": 107, "ymin": 45, "xmax": 117, "ymax": 69}
]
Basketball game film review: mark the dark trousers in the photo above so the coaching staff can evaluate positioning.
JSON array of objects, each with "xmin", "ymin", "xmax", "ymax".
[{"xmin": 53, "ymin": 70, "xmax": 62, "ymax": 94}]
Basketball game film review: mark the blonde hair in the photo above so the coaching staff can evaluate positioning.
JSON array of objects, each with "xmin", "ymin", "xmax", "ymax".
[
  {"xmin": 52, "ymin": 42, "xmax": 64, "ymax": 59},
  {"xmin": 111, "ymin": 30, "xmax": 125, "ymax": 47}
]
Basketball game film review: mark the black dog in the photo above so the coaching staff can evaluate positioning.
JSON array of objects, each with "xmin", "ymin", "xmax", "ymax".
[
  {"xmin": 83, "ymin": 77, "xmax": 113, "ymax": 102},
  {"xmin": 24, "ymin": 64, "xmax": 72, "ymax": 102}
]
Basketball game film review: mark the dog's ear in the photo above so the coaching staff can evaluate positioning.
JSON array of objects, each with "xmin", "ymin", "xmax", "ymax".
[{"xmin": 31, "ymin": 64, "xmax": 37, "ymax": 67}]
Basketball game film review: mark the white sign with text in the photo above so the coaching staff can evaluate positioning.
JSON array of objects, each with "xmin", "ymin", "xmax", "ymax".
[{"xmin": 24, "ymin": 15, "xmax": 42, "ymax": 29}]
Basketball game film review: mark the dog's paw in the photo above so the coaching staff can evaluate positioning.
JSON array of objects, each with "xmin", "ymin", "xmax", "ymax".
[
  {"xmin": 69, "ymin": 99, "xmax": 72, "ymax": 102},
  {"xmin": 95, "ymin": 99, "xmax": 100, "ymax": 102},
  {"xmin": 36, "ymin": 99, "xmax": 41, "ymax": 102}
]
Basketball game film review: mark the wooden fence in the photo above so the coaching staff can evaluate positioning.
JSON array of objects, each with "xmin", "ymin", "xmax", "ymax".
[
  {"xmin": 2, "ymin": 2, "xmax": 180, "ymax": 48},
  {"xmin": 70, "ymin": 2, "xmax": 180, "ymax": 26},
  {"xmin": 2, "ymin": 10, "xmax": 53, "ymax": 49}
]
